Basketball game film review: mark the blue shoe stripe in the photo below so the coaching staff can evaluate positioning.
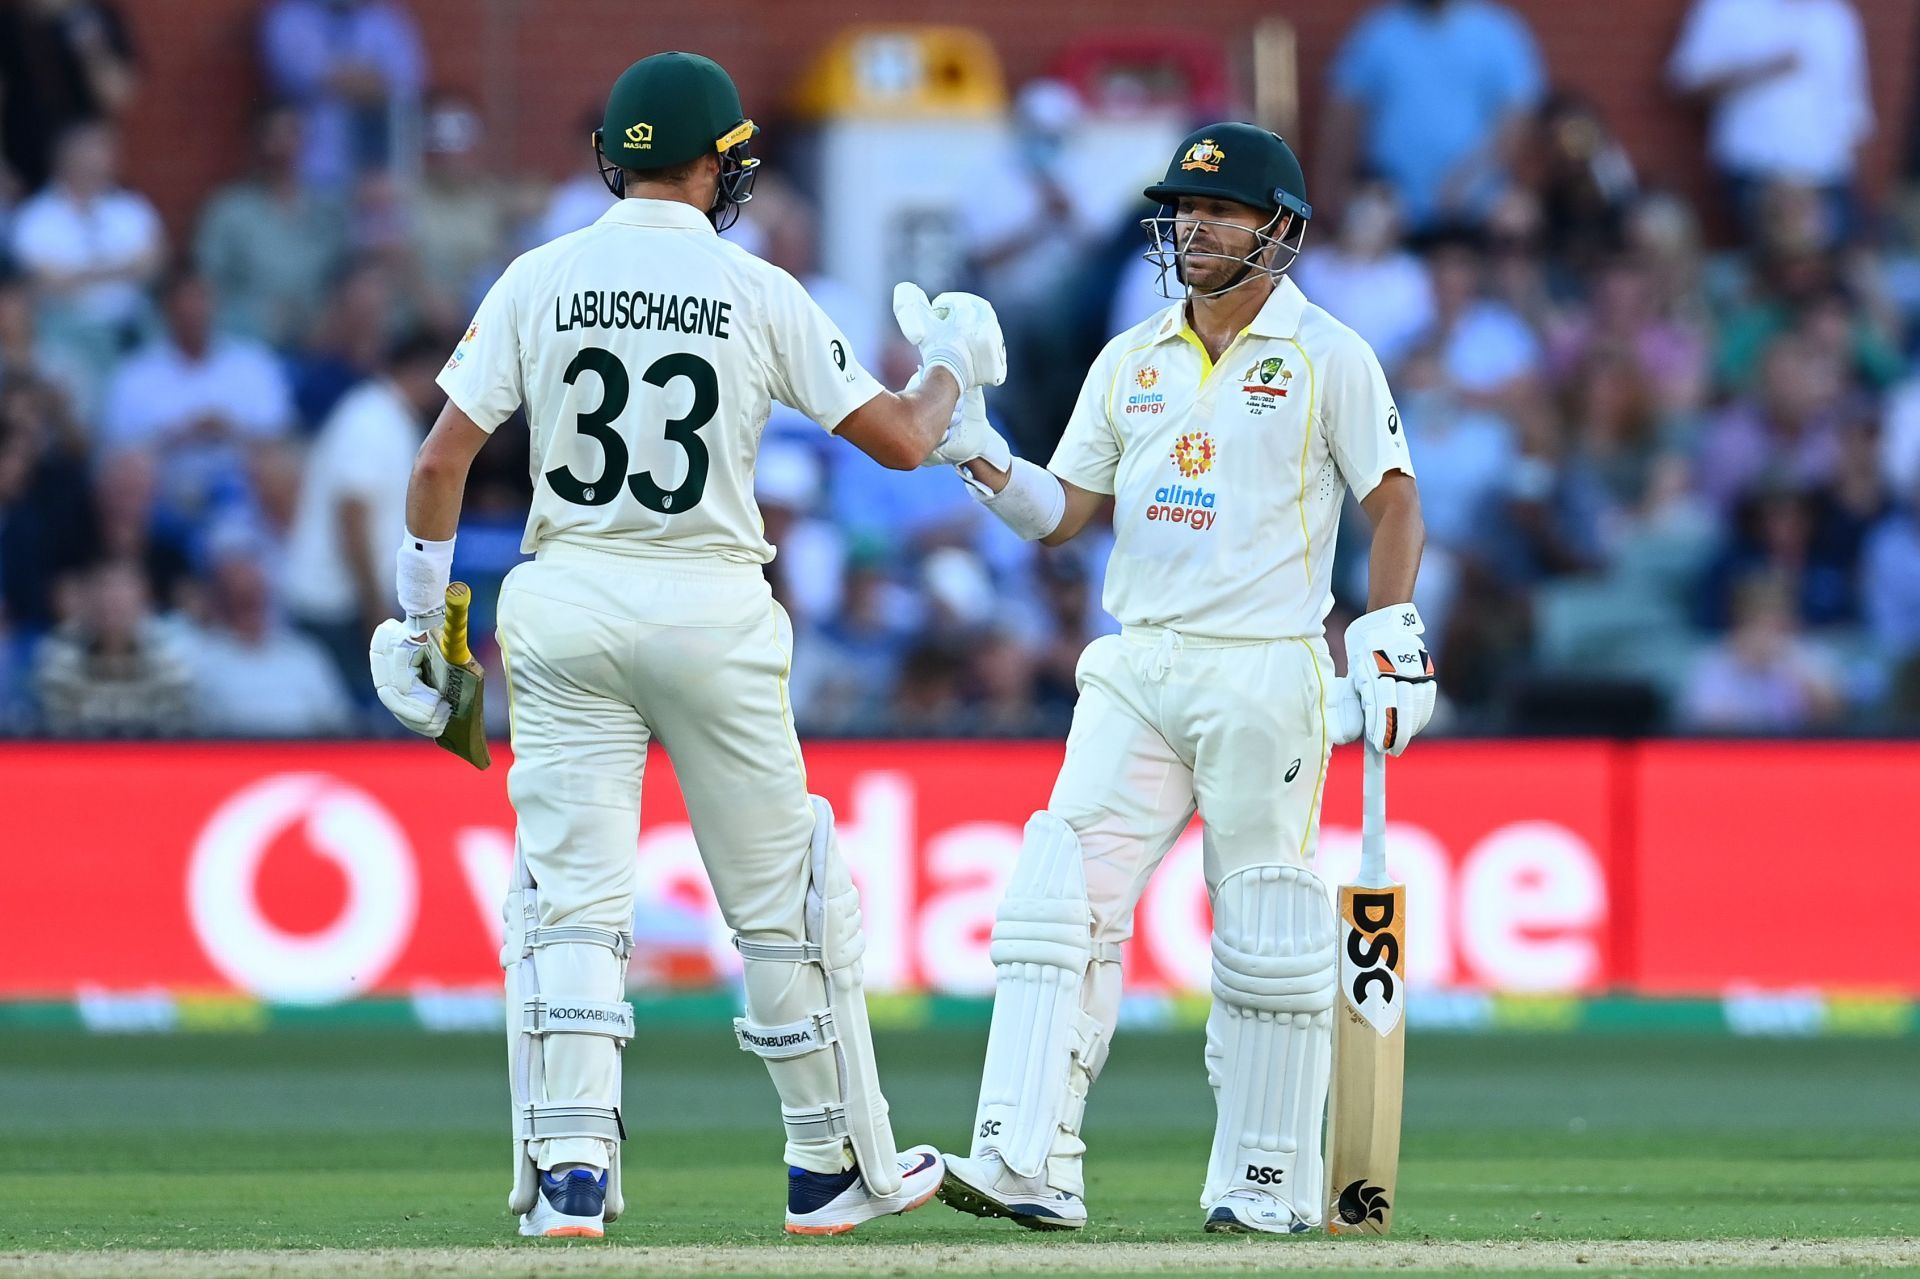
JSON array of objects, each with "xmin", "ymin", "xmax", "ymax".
[{"xmin": 787, "ymin": 1166, "xmax": 862, "ymax": 1215}]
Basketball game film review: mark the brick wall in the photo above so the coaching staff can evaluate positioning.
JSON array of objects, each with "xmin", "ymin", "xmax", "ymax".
[{"xmin": 121, "ymin": 0, "xmax": 1918, "ymax": 242}]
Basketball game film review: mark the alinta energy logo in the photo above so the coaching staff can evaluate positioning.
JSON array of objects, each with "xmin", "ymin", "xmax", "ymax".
[
  {"xmin": 1125, "ymin": 365, "xmax": 1166, "ymax": 415},
  {"xmin": 1148, "ymin": 431, "xmax": 1219, "ymax": 531}
]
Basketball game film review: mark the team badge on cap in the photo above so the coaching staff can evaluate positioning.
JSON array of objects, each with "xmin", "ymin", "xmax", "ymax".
[{"xmin": 1180, "ymin": 139, "xmax": 1224, "ymax": 173}]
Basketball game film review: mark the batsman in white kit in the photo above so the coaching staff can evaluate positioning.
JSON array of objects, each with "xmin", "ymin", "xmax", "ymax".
[
  {"xmin": 927, "ymin": 123, "xmax": 1438, "ymax": 1234},
  {"xmin": 367, "ymin": 53, "xmax": 1010, "ymax": 1238}
]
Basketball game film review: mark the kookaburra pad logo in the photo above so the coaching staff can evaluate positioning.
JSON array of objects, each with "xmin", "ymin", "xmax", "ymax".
[
  {"xmin": 1338, "ymin": 883, "xmax": 1404, "ymax": 1034},
  {"xmin": 1336, "ymin": 1180, "xmax": 1390, "ymax": 1225}
]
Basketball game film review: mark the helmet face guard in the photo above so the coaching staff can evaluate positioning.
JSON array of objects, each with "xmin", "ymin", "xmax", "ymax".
[
  {"xmin": 593, "ymin": 119, "xmax": 761, "ymax": 231},
  {"xmin": 1140, "ymin": 205, "xmax": 1307, "ymax": 300}
]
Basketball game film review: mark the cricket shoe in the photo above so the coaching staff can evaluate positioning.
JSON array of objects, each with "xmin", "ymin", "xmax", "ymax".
[
  {"xmin": 518, "ymin": 1167, "xmax": 606, "ymax": 1238},
  {"xmin": 1203, "ymin": 1188, "xmax": 1314, "ymax": 1235},
  {"xmin": 937, "ymin": 1150, "xmax": 1087, "ymax": 1231},
  {"xmin": 784, "ymin": 1144, "xmax": 945, "ymax": 1235}
]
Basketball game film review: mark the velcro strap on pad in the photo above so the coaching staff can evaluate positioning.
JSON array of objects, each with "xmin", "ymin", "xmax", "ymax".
[
  {"xmin": 523, "ymin": 997, "xmax": 635, "ymax": 1041},
  {"xmin": 526, "ymin": 924, "xmax": 632, "ymax": 959},
  {"xmin": 734, "ymin": 936, "xmax": 822, "ymax": 966},
  {"xmin": 780, "ymin": 1102, "xmax": 851, "ymax": 1144},
  {"xmin": 733, "ymin": 1011, "xmax": 837, "ymax": 1059},
  {"xmin": 517, "ymin": 1102, "xmax": 624, "ymax": 1143}
]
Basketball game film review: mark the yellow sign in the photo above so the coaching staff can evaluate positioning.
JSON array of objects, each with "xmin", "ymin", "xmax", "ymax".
[{"xmin": 625, "ymin": 122, "xmax": 654, "ymax": 149}]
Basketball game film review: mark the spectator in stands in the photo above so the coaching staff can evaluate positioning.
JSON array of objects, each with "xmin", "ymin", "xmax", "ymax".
[
  {"xmin": 90, "ymin": 446, "xmax": 191, "ymax": 615},
  {"xmin": 286, "ymin": 257, "xmax": 394, "ymax": 429},
  {"xmin": 98, "ymin": 267, "xmax": 295, "ymax": 525},
  {"xmin": 282, "ymin": 331, "xmax": 444, "ymax": 688},
  {"xmin": 1697, "ymin": 480, "xmax": 1858, "ymax": 630},
  {"xmin": 7, "ymin": 121, "xmax": 161, "ymax": 372},
  {"xmin": 411, "ymin": 92, "xmax": 526, "ymax": 320},
  {"xmin": 0, "ymin": 0, "xmax": 137, "ymax": 196},
  {"xmin": 1419, "ymin": 228, "xmax": 1544, "ymax": 411},
  {"xmin": 1679, "ymin": 571, "xmax": 1842, "ymax": 731},
  {"xmin": 1547, "ymin": 256, "xmax": 1709, "ymax": 418},
  {"xmin": 260, "ymin": 0, "xmax": 426, "ymax": 191},
  {"xmin": 1292, "ymin": 182, "xmax": 1434, "ymax": 369},
  {"xmin": 1668, "ymin": 0, "xmax": 1872, "ymax": 241},
  {"xmin": 1391, "ymin": 341, "xmax": 1515, "ymax": 553},
  {"xmin": 0, "ymin": 268, "xmax": 92, "ymax": 421},
  {"xmin": 1862, "ymin": 470, "xmax": 1920, "ymax": 676},
  {"xmin": 1476, "ymin": 393, "xmax": 1608, "ymax": 584},
  {"xmin": 31, "ymin": 558, "xmax": 192, "ymax": 736},
  {"xmin": 1561, "ymin": 352, "xmax": 1693, "ymax": 545},
  {"xmin": 1521, "ymin": 91, "xmax": 1639, "ymax": 275},
  {"xmin": 531, "ymin": 107, "xmax": 614, "ymax": 247},
  {"xmin": 0, "ymin": 375, "xmax": 95, "ymax": 632},
  {"xmin": 1696, "ymin": 340, "xmax": 1848, "ymax": 513},
  {"xmin": 961, "ymin": 80, "xmax": 1098, "ymax": 316},
  {"xmin": 794, "ymin": 547, "xmax": 920, "ymax": 731},
  {"xmin": 188, "ymin": 544, "xmax": 352, "ymax": 736},
  {"xmin": 754, "ymin": 440, "xmax": 845, "ymax": 633},
  {"xmin": 1317, "ymin": 0, "xmax": 1546, "ymax": 230},
  {"xmin": 194, "ymin": 105, "xmax": 348, "ymax": 349}
]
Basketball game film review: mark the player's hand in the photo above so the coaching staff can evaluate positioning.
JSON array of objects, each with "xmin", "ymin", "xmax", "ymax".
[
  {"xmin": 1343, "ymin": 603, "xmax": 1436, "ymax": 756},
  {"xmin": 923, "ymin": 386, "xmax": 1012, "ymax": 471},
  {"xmin": 370, "ymin": 618, "xmax": 454, "ymax": 738},
  {"xmin": 892, "ymin": 282, "xmax": 1007, "ymax": 390}
]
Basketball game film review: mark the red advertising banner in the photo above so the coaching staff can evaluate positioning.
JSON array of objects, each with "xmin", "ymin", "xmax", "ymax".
[
  {"xmin": 1, "ymin": 740, "xmax": 1914, "ymax": 1000},
  {"xmin": 1630, "ymin": 742, "xmax": 1920, "ymax": 994}
]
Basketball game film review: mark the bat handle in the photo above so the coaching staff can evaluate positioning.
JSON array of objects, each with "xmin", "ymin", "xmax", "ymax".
[
  {"xmin": 1360, "ymin": 740, "xmax": 1387, "ymax": 885},
  {"xmin": 442, "ymin": 582, "xmax": 473, "ymax": 666}
]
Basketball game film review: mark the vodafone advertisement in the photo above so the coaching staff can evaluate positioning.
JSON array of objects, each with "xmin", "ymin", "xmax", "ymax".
[{"xmin": 3, "ymin": 741, "xmax": 1916, "ymax": 1002}]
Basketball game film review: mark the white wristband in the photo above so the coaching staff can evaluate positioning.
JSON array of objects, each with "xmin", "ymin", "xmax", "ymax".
[
  {"xmin": 396, "ymin": 530, "xmax": 456, "ymax": 623},
  {"xmin": 964, "ymin": 456, "xmax": 1065, "ymax": 541}
]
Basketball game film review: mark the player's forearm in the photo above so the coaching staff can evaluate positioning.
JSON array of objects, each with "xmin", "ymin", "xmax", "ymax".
[
  {"xmin": 403, "ymin": 449, "xmax": 469, "ymax": 541},
  {"xmin": 1361, "ymin": 476, "xmax": 1424, "ymax": 611},
  {"xmin": 892, "ymin": 365, "xmax": 962, "ymax": 465}
]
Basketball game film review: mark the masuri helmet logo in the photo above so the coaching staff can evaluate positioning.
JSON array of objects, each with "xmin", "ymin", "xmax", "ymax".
[
  {"xmin": 624, "ymin": 121, "xmax": 654, "ymax": 149},
  {"xmin": 1180, "ymin": 139, "xmax": 1224, "ymax": 173}
]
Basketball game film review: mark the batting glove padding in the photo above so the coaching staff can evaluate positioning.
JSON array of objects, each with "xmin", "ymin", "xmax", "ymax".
[
  {"xmin": 370, "ymin": 618, "xmax": 454, "ymax": 738},
  {"xmin": 924, "ymin": 386, "xmax": 1013, "ymax": 471},
  {"xmin": 1342, "ymin": 603, "xmax": 1436, "ymax": 757},
  {"xmin": 892, "ymin": 282, "xmax": 1008, "ymax": 391}
]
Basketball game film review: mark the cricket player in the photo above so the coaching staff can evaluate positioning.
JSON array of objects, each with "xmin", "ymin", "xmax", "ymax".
[
  {"xmin": 929, "ymin": 123, "xmax": 1437, "ymax": 1234},
  {"xmin": 367, "ymin": 52, "xmax": 1007, "ymax": 1239}
]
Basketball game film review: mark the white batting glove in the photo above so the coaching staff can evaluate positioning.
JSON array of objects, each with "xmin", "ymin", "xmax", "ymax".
[
  {"xmin": 892, "ymin": 282, "xmax": 1007, "ymax": 390},
  {"xmin": 923, "ymin": 386, "xmax": 1013, "ymax": 471},
  {"xmin": 1343, "ymin": 603, "xmax": 1437, "ymax": 756},
  {"xmin": 370, "ymin": 618, "xmax": 453, "ymax": 738},
  {"xmin": 1327, "ymin": 676, "xmax": 1365, "ymax": 747}
]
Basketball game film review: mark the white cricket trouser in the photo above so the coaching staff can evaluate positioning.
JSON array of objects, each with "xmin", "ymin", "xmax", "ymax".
[
  {"xmin": 495, "ymin": 543, "xmax": 817, "ymax": 1170},
  {"xmin": 1053, "ymin": 623, "xmax": 1335, "ymax": 987}
]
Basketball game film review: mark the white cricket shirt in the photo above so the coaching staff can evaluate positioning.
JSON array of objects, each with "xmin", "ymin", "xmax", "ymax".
[
  {"xmin": 438, "ymin": 198, "xmax": 884, "ymax": 562},
  {"xmin": 1049, "ymin": 275, "xmax": 1412, "ymax": 640}
]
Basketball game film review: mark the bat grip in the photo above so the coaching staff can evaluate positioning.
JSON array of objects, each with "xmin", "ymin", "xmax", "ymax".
[
  {"xmin": 1360, "ymin": 741, "xmax": 1387, "ymax": 885},
  {"xmin": 442, "ymin": 582, "xmax": 473, "ymax": 666}
]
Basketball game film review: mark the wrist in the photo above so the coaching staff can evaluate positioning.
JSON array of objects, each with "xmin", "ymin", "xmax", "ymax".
[{"xmin": 396, "ymin": 530, "xmax": 456, "ymax": 620}]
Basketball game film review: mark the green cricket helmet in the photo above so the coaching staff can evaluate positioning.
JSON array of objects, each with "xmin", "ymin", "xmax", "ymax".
[
  {"xmin": 1141, "ymin": 122, "xmax": 1312, "ymax": 298},
  {"xmin": 593, "ymin": 51, "xmax": 760, "ymax": 229}
]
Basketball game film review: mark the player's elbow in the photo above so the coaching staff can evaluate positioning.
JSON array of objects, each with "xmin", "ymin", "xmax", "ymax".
[{"xmin": 871, "ymin": 434, "xmax": 926, "ymax": 471}]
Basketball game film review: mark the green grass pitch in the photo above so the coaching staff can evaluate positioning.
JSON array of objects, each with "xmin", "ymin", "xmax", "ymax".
[{"xmin": 0, "ymin": 1022, "xmax": 1915, "ymax": 1277}]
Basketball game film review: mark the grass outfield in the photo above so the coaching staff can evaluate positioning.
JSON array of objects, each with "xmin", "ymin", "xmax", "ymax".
[{"xmin": 0, "ymin": 1025, "xmax": 1915, "ymax": 1277}]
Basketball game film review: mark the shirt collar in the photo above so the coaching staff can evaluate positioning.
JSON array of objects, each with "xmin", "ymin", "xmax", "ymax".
[
  {"xmin": 1147, "ymin": 275, "xmax": 1308, "ymax": 346},
  {"xmin": 596, "ymin": 197, "xmax": 716, "ymax": 235}
]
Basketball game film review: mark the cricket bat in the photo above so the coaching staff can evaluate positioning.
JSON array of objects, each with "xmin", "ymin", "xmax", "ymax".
[
  {"xmin": 433, "ymin": 582, "xmax": 491, "ymax": 770},
  {"xmin": 1327, "ymin": 740, "xmax": 1403, "ymax": 1234}
]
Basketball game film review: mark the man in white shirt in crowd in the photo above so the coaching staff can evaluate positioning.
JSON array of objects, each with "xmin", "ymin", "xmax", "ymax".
[
  {"xmin": 1668, "ymin": 0, "xmax": 1873, "ymax": 241},
  {"xmin": 285, "ymin": 331, "xmax": 445, "ymax": 688},
  {"xmin": 190, "ymin": 539, "xmax": 353, "ymax": 735},
  {"xmin": 7, "ymin": 120, "xmax": 161, "ymax": 371},
  {"xmin": 99, "ymin": 267, "xmax": 294, "ymax": 524}
]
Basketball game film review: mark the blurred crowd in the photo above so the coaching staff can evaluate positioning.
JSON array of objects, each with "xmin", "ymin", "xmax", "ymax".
[{"xmin": 1, "ymin": 0, "xmax": 1918, "ymax": 739}]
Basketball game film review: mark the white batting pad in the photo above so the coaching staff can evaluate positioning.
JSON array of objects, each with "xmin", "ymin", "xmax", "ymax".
[
  {"xmin": 1202, "ymin": 863, "xmax": 1337, "ymax": 1219},
  {"xmin": 972, "ymin": 812, "xmax": 1107, "ymax": 1191},
  {"xmin": 502, "ymin": 851, "xmax": 634, "ymax": 1222},
  {"xmin": 732, "ymin": 796, "xmax": 903, "ymax": 1194}
]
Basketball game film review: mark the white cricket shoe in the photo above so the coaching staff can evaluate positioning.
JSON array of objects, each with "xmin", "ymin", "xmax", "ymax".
[
  {"xmin": 937, "ymin": 1150, "xmax": 1088, "ymax": 1231},
  {"xmin": 1203, "ymin": 1188, "xmax": 1314, "ymax": 1234},
  {"xmin": 518, "ymin": 1167, "xmax": 606, "ymax": 1238},
  {"xmin": 784, "ymin": 1144, "xmax": 945, "ymax": 1235}
]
